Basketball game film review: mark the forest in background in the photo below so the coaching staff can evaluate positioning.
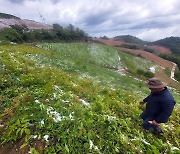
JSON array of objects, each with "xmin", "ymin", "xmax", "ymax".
[{"xmin": 0, "ymin": 24, "xmax": 87, "ymax": 43}]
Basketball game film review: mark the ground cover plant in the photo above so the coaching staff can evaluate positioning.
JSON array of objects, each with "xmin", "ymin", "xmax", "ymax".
[
  {"xmin": 37, "ymin": 43, "xmax": 158, "ymax": 92},
  {"xmin": 0, "ymin": 43, "xmax": 179, "ymax": 153}
]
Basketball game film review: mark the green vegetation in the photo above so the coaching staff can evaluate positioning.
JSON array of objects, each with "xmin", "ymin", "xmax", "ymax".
[
  {"xmin": 116, "ymin": 44, "xmax": 139, "ymax": 49},
  {"xmin": 164, "ymin": 68, "xmax": 171, "ymax": 77},
  {"xmin": 160, "ymin": 54, "xmax": 180, "ymax": 81},
  {"xmin": 160, "ymin": 54, "xmax": 180, "ymax": 69},
  {"xmin": 118, "ymin": 50, "xmax": 157, "ymax": 75},
  {"xmin": 114, "ymin": 44, "xmax": 155, "ymax": 55},
  {"xmin": 137, "ymin": 69, "xmax": 154, "ymax": 78},
  {"xmin": 114, "ymin": 35, "xmax": 147, "ymax": 45},
  {"xmin": 0, "ymin": 43, "xmax": 179, "ymax": 153},
  {"xmin": 38, "ymin": 43, "xmax": 157, "ymax": 89},
  {"xmin": 113, "ymin": 36, "xmax": 180, "ymax": 55},
  {"xmin": 152, "ymin": 37, "xmax": 180, "ymax": 55},
  {"xmin": 0, "ymin": 24, "xmax": 87, "ymax": 43},
  {"xmin": 175, "ymin": 71, "xmax": 180, "ymax": 81}
]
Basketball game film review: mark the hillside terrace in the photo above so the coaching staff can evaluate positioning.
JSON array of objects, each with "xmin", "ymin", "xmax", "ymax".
[{"xmin": 0, "ymin": 18, "xmax": 53, "ymax": 30}]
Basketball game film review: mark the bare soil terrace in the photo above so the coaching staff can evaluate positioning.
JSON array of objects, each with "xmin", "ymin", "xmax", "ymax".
[
  {"xmin": 147, "ymin": 45, "xmax": 172, "ymax": 54},
  {"xmin": 0, "ymin": 18, "xmax": 53, "ymax": 30}
]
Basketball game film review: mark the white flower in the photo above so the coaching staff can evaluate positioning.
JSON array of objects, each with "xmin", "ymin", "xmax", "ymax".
[
  {"xmin": 80, "ymin": 99, "xmax": 90, "ymax": 107},
  {"xmin": 53, "ymin": 93, "xmax": 57, "ymax": 98},
  {"xmin": 43, "ymin": 135, "xmax": 49, "ymax": 141},
  {"xmin": 69, "ymin": 112, "xmax": 74, "ymax": 119},
  {"xmin": 40, "ymin": 120, "xmax": 45, "ymax": 125},
  {"xmin": 89, "ymin": 140, "xmax": 93, "ymax": 149},
  {"xmin": 33, "ymin": 135, "xmax": 38, "ymax": 139},
  {"xmin": 0, "ymin": 124, "xmax": 4, "ymax": 128},
  {"xmin": 107, "ymin": 115, "xmax": 116, "ymax": 121},
  {"xmin": 45, "ymin": 99, "xmax": 49, "ymax": 102},
  {"xmin": 35, "ymin": 100, "xmax": 40, "ymax": 103},
  {"xmin": 171, "ymin": 147, "xmax": 179, "ymax": 151}
]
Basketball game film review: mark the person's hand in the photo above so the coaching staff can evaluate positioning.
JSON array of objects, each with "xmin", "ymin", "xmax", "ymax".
[
  {"xmin": 149, "ymin": 120, "xmax": 160, "ymax": 126},
  {"xmin": 139, "ymin": 101, "xmax": 145, "ymax": 105}
]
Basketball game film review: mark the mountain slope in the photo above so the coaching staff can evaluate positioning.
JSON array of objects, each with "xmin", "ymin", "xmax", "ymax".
[
  {"xmin": 0, "ymin": 12, "xmax": 52, "ymax": 30},
  {"xmin": 0, "ymin": 13, "xmax": 20, "ymax": 19},
  {"xmin": 109, "ymin": 35, "xmax": 180, "ymax": 55},
  {"xmin": 114, "ymin": 35, "xmax": 147, "ymax": 45},
  {"xmin": 0, "ymin": 43, "xmax": 179, "ymax": 153},
  {"xmin": 98, "ymin": 36, "xmax": 172, "ymax": 55},
  {"xmin": 152, "ymin": 37, "xmax": 180, "ymax": 55}
]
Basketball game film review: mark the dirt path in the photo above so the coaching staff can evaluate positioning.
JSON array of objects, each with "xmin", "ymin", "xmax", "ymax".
[{"xmin": 170, "ymin": 62, "xmax": 178, "ymax": 82}]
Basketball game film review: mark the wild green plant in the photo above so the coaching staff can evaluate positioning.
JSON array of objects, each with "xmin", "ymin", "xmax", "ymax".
[{"xmin": 0, "ymin": 44, "xmax": 179, "ymax": 153}]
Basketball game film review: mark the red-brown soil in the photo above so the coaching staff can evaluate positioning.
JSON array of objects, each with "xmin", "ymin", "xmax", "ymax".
[
  {"xmin": 115, "ymin": 47, "xmax": 173, "ymax": 70},
  {"xmin": 97, "ymin": 38, "xmax": 125, "ymax": 46},
  {"xmin": 147, "ymin": 45, "xmax": 172, "ymax": 54}
]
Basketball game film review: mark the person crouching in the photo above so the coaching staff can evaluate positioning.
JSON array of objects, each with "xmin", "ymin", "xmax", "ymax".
[{"xmin": 140, "ymin": 78, "xmax": 176, "ymax": 133}]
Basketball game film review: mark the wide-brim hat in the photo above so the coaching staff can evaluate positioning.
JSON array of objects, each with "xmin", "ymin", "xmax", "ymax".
[{"xmin": 145, "ymin": 77, "xmax": 167, "ymax": 89}]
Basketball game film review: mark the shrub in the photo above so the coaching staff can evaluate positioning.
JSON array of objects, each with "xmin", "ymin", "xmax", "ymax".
[
  {"xmin": 174, "ymin": 71, "xmax": 180, "ymax": 81},
  {"xmin": 137, "ymin": 69, "xmax": 154, "ymax": 78},
  {"xmin": 144, "ymin": 71, "xmax": 154, "ymax": 78}
]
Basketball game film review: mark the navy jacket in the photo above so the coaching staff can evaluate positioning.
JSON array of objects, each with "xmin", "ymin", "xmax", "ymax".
[{"xmin": 143, "ymin": 87, "xmax": 175, "ymax": 123}]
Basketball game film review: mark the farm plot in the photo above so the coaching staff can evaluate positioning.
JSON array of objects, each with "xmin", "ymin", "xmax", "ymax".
[{"xmin": 0, "ymin": 44, "xmax": 179, "ymax": 153}]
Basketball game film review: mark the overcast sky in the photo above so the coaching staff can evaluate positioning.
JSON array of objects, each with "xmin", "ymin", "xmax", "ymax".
[{"xmin": 0, "ymin": 0, "xmax": 180, "ymax": 41}]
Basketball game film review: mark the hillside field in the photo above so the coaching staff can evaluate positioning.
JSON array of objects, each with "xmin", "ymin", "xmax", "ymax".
[{"xmin": 0, "ymin": 43, "xmax": 179, "ymax": 153}]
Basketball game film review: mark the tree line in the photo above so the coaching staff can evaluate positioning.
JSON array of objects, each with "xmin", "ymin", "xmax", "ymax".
[{"xmin": 0, "ymin": 24, "xmax": 88, "ymax": 43}]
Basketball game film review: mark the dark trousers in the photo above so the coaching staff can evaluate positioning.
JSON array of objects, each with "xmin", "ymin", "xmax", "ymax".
[{"xmin": 140, "ymin": 110, "xmax": 159, "ymax": 130}]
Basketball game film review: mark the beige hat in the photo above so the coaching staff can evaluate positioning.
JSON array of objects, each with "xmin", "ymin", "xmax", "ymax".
[{"xmin": 145, "ymin": 77, "xmax": 167, "ymax": 88}]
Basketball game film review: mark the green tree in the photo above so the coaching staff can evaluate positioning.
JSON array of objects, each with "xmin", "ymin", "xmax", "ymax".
[
  {"xmin": 53, "ymin": 23, "xmax": 63, "ymax": 39},
  {"xmin": 0, "ymin": 27, "xmax": 23, "ymax": 43},
  {"xmin": 10, "ymin": 24, "xmax": 28, "ymax": 34}
]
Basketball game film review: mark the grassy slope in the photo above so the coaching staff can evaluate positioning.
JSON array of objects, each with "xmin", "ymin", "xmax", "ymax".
[
  {"xmin": 0, "ymin": 43, "xmax": 179, "ymax": 153},
  {"xmin": 37, "ymin": 43, "xmax": 155, "ymax": 92}
]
